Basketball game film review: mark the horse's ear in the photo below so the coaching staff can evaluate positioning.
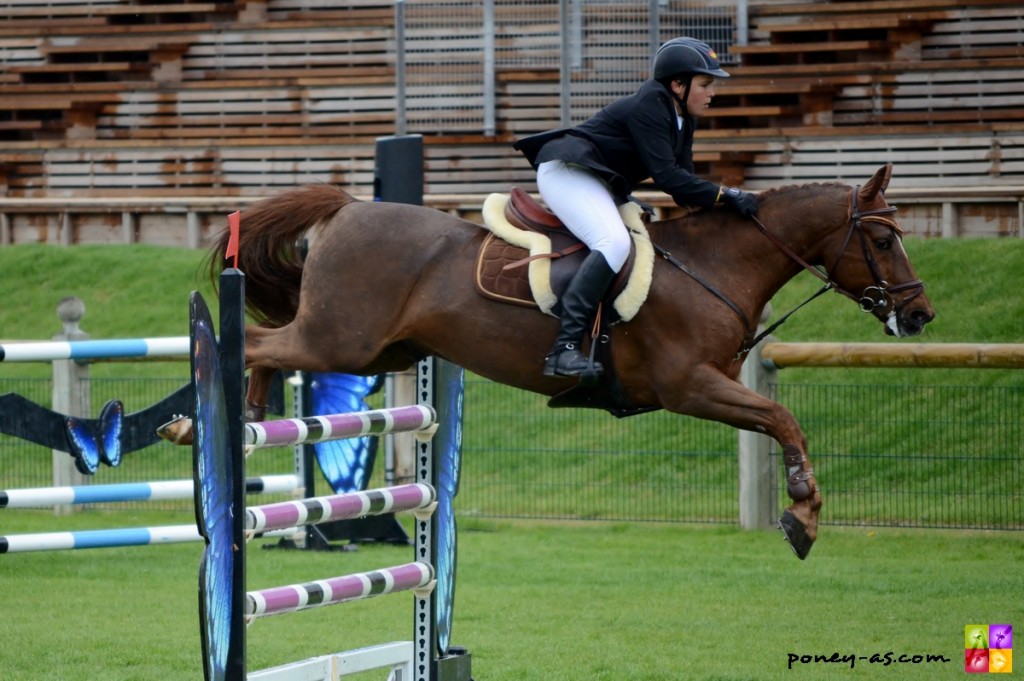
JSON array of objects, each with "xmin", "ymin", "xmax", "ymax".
[{"xmin": 859, "ymin": 164, "xmax": 894, "ymax": 202}]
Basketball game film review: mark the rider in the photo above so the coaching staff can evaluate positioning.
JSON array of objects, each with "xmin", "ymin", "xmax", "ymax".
[{"xmin": 514, "ymin": 37, "xmax": 759, "ymax": 380}]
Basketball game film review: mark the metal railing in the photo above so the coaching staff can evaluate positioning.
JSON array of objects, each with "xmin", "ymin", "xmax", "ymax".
[
  {"xmin": 398, "ymin": 0, "xmax": 743, "ymax": 134},
  {"xmin": 2, "ymin": 372, "xmax": 1020, "ymax": 529}
]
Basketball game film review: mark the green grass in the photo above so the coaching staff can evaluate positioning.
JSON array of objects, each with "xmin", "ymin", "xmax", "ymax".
[
  {"xmin": 0, "ymin": 240, "xmax": 1021, "ymax": 679},
  {"xmin": 1, "ymin": 237, "xmax": 1021, "ymax": 373},
  {"xmin": 0, "ymin": 239, "xmax": 1019, "ymax": 386},
  {"xmin": 0, "ymin": 244, "xmax": 217, "ymax": 381},
  {"xmin": 0, "ymin": 240, "xmax": 1022, "ymax": 526},
  {"xmin": 767, "ymin": 237, "xmax": 1023, "ymax": 386},
  {"xmin": 0, "ymin": 511, "xmax": 1021, "ymax": 681}
]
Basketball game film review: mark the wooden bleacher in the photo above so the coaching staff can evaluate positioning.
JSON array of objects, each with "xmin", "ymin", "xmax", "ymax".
[
  {"xmin": 0, "ymin": 0, "xmax": 1021, "ymax": 243},
  {"xmin": 696, "ymin": 0, "xmax": 1024, "ymax": 194}
]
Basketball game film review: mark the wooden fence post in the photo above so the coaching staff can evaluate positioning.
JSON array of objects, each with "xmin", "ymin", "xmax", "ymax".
[
  {"xmin": 50, "ymin": 296, "xmax": 90, "ymax": 515},
  {"xmin": 738, "ymin": 306, "xmax": 777, "ymax": 530},
  {"xmin": 385, "ymin": 369, "xmax": 418, "ymax": 486}
]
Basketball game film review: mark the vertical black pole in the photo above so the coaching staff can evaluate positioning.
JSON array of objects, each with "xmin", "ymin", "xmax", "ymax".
[
  {"xmin": 374, "ymin": 134, "xmax": 423, "ymax": 205},
  {"xmin": 300, "ymin": 373, "xmax": 319, "ymax": 547},
  {"xmin": 220, "ymin": 268, "xmax": 247, "ymax": 680}
]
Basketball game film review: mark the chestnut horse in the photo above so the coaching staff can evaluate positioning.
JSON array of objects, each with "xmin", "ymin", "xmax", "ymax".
[{"xmin": 210, "ymin": 164, "xmax": 934, "ymax": 559}]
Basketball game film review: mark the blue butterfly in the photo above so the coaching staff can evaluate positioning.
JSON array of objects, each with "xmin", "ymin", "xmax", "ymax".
[
  {"xmin": 64, "ymin": 399, "xmax": 124, "ymax": 475},
  {"xmin": 433, "ymin": 360, "xmax": 464, "ymax": 656},
  {"xmin": 310, "ymin": 372, "xmax": 382, "ymax": 493},
  {"xmin": 190, "ymin": 294, "xmax": 234, "ymax": 681}
]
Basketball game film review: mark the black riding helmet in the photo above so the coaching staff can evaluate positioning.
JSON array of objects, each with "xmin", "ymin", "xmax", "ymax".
[{"xmin": 653, "ymin": 37, "xmax": 730, "ymax": 115}]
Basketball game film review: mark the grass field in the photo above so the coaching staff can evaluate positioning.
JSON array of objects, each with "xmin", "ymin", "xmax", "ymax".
[
  {"xmin": 0, "ymin": 239, "xmax": 1021, "ymax": 678},
  {"xmin": 0, "ymin": 510, "xmax": 1020, "ymax": 680}
]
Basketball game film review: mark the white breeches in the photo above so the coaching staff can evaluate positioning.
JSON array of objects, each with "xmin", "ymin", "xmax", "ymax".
[{"xmin": 536, "ymin": 160, "xmax": 631, "ymax": 273}]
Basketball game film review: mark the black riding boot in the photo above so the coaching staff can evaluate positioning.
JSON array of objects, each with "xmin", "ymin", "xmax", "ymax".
[{"xmin": 543, "ymin": 250, "xmax": 617, "ymax": 378}]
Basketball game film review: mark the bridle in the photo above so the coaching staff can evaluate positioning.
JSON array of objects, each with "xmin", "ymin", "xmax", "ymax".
[
  {"xmin": 751, "ymin": 186, "xmax": 925, "ymax": 316},
  {"xmin": 745, "ymin": 184, "xmax": 929, "ymax": 342},
  {"xmin": 651, "ymin": 186, "xmax": 926, "ymax": 359}
]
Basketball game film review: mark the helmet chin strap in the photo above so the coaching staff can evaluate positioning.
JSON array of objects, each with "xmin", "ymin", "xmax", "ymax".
[{"xmin": 672, "ymin": 76, "xmax": 693, "ymax": 122}]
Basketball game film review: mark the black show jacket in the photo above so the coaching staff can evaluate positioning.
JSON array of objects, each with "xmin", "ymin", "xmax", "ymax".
[{"xmin": 513, "ymin": 79, "xmax": 721, "ymax": 209}]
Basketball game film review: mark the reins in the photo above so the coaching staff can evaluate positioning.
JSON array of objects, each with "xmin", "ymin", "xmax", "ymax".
[
  {"xmin": 650, "ymin": 242, "xmax": 754, "ymax": 332},
  {"xmin": 654, "ymin": 186, "xmax": 925, "ymax": 360}
]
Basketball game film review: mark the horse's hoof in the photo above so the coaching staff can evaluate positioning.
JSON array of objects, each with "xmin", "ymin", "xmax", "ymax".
[
  {"xmin": 245, "ymin": 402, "xmax": 268, "ymax": 423},
  {"xmin": 157, "ymin": 415, "xmax": 194, "ymax": 446},
  {"xmin": 779, "ymin": 509, "xmax": 814, "ymax": 560}
]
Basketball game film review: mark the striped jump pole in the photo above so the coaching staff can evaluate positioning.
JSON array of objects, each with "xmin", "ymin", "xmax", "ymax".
[
  {"xmin": 0, "ymin": 337, "xmax": 190, "ymax": 362},
  {"xmin": 0, "ymin": 523, "xmax": 304, "ymax": 554},
  {"xmin": 243, "ymin": 404, "xmax": 436, "ymax": 449},
  {"xmin": 0, "ymin": 475, "xmax": 299, "ymax": 509},
  {"xmin": 0, "ymin": 524, "xmax": 202, "ymax": 553},
  {"xmin": 245, "ymin": 483, "xmax": 436, "ymax": 534},
  {"xmin": 191, "ymin": 275, "xmax": 470, "ymax": 681},
  {"xmin": 245, "ymin": 561, "xmax": 436, "ymax": 618}
]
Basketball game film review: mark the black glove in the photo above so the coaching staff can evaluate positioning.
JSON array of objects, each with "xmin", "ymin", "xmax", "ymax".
[{"xmin": 719, "ymin": 187, "xmax": 758, "ymax": 217}]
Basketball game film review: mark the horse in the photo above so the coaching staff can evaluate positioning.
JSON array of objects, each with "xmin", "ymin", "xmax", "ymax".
[{"xmin": 209, "ymin": 163, "xmax": 935, "ymax": 560}]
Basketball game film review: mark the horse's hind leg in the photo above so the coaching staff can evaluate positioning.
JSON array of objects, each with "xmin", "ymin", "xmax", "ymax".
[
  {"xmin": 663, "ymin": 368, "xmax": 821, "ymax": 559},
  {"xmin": 241, "ymin": 321, "xmax": 379, "ymax": 420},
  {"xmin": 242, "ymin": 324, "xmax": 293, "ymax": 422}
]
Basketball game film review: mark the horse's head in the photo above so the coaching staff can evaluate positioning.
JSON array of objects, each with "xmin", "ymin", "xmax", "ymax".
[{"xmin": 822, "ymin": 164, "xmax": 935, "ymax": 337}]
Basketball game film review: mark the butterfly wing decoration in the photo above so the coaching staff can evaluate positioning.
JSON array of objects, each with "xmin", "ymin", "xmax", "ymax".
[
  {"xmin": 65, "ymin": 414, "xmax": 101, "ymax": 475},
  {"xmin": 309, "ymin": 372, "xmax": 382, "ymax": 493},
  {"xmin": 433, "ymin": 360, "xmax": 465, "ymax": 657},
  {"xmin": 98, "ymin": 399, "xmax": 124, "ymax": 467},
  {"xmin": 1, "ymin": 387, "xmax": 189, "ymax": 463},
  {"xmin": 190, "ymin": 293, "xmax": 234, "ymax": 681},
  {"xmin": 63, "ymin": 400, "xmax": 123, "ymax": 475}
]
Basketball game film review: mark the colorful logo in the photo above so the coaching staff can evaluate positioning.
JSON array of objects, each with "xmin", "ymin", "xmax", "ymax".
[{"xmin": 965, "ymin": 624, "xmax": 1013, "ymax": 674}]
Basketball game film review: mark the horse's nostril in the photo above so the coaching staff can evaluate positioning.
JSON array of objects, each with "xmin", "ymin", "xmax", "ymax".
[{"xmin": 911, "ymin": 308, "xmax": 935, "ymax": 324}]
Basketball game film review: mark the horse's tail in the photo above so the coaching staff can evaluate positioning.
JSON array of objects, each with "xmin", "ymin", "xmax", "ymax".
[{"xmin": 207, "ymin": 183, "xmax": 358, "ymax": 327}]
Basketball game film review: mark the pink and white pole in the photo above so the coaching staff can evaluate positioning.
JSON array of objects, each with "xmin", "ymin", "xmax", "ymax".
[
  {"xmin": 243, "ymin": 405, "xmax": 436, "ymax": 448},
  {"xmin": 245, "ymin": 483, "xmax": 436, "ymax": 533},
  {"xmin": 245, "ymin": 561, "xmax": 436, "ymax": 618}
]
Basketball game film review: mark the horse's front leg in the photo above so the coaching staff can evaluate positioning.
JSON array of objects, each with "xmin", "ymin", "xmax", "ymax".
[
  {"xmin": 662, "ymin": 366, "xmax": 822, "ymax": 559},
  {"xmin": 776, "ymin": 443, "xmax": 822, "ymax": 560}
]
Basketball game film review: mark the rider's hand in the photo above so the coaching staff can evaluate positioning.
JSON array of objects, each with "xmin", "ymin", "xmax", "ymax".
[{"xmin": 718, "ymin": 186, "xmax": 759, "ymax": 217}]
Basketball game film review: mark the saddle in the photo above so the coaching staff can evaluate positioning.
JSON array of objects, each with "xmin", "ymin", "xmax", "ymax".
[
  {"xmin": 474, "ymin": 188, "xmax": 658, "ymax": 417},
  {"xmin": 475, "ymin": 188, "xmax": 654, "ymax": 323}
]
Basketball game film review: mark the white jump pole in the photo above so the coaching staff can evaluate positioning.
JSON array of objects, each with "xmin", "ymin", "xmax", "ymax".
[
  {"xmin": 0, "ymin": 475, "xmax": 299, "ymax": 509},
  {"xmin": 0, "ymin": 337, "xmax": 190, "ymax": 362}
]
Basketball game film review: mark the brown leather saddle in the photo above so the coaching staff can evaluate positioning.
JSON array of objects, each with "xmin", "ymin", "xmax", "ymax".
[
  {"xmin": 475, "ymin": 187, "xmax": 636, "ymax": 317},
  {"xmin": 476, "ymin": 188, "xmax": 658, "ymax": 417}
]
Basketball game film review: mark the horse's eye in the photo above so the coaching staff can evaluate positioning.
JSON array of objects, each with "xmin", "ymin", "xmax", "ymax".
[{"xmin": 874, "ymin": 239, "xmax": 892, "ymax": 250}]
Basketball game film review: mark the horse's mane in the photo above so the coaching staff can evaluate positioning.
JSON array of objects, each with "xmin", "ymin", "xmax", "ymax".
[
  {"xmin": 660, "ymin": 181, "xmax": 850, "ymax": 224},
  {"xmin": 654, "ymin": 181, "xmax": 849, "ymax": 230},
  {"xmin": 753, "ymin": 181, "xmax": 849, "ymax": 202}
]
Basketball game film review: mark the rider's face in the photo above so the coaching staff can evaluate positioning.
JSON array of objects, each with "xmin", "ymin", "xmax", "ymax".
[{"xmin": 684, "ymin": 75, "xmax": 716, "ymax": 118}]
